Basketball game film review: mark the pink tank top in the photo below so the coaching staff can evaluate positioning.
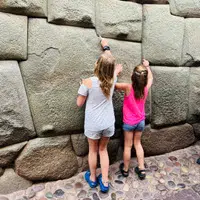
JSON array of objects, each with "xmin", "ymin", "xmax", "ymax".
[{"xmin": 123, "ymin": 86, "xmax": 148, "ymax": 125}]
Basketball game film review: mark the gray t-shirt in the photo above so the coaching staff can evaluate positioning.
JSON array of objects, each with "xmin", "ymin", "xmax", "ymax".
[{"xmin": 78, "ymin": 76, "xmax": 117, "ymax": 131}]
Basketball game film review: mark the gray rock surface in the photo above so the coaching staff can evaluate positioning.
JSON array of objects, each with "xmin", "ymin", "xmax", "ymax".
[
  {"xmin": 0, "ymin": 61, "xmax": 36, "ymax": 147},
  {"xmin": 182, "ymin": 19, "xmax": 200, "ymax": 66},
  {"xmin": 0, "ymin": 168, "xmax": 32, "ymax": 194},
  {"xmin": 0, "ymin": 0, "xmax": 47, "ymax": 17},
  {"xmin": 48, "ymin": 0, "xmax": 95, "ymax": 27},
  {"xmin": 0, "ymin": 142, "xmax": 27, "ymax": 167},
  {"xmin": 15, "ymin": 136, "xmax": 78, "ymax": 181},
  {"xmin": 169, "ymin": 0, "xmax": 200, "ymax": 18},
  {"xmin": 192, "ymin": 123, "xmax": 200, "ymax": 139},
  {"xmin": 143, "ymin": 5, "xmax": 184, "ymax": 66},
  {"xmin": 0, "ymin": 168, "xmax": 4, "ymax": 177},
  {"xmin": 151, "ymin": 67, "xmax": 189, "ymax": 128},
  {"xmin": 96, "ymin": 0, "xmax": 142, "ymax": 41},
  {"xmin": 108, "ymin": 138, "xmax": 120, "ymax": 164},
  {"xmin": 130, "ymin": 0, "xmax": 168, "ymax": 3},
  {"xmin": 142, "ymin": 124, "xmax": 195, "ymax": 155},
  {"xmin": 71, "ymin": 134, "xmax": 88, "ymax": 156},
  {"xmin": 0, "ymin": 12, "xmax": 27, "ymax": 60},
  {"xmin": 20, "ymin": 18, "xmax": 101, "ymax": 136},
  {"xmin": 188, "ymin": 68, "xmax": 200, "ymax": 123}
]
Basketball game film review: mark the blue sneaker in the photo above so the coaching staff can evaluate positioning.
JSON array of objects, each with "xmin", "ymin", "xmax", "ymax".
[
  {"xmin": 84, "ymin": 171, "xmax": 98, "ymax": 188},
  {"xmin": 98, "ymin": 174, "xmax": 109, "ymax": 193},
  {"xmin": 197, "ymin": 158, "xmax": 200, "ymax": 165}
]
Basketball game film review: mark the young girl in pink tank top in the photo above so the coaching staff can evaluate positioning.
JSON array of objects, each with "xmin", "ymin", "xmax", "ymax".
[{"xmin": 115, "ymin": 59, "xmax": 153, "ymax": 180}]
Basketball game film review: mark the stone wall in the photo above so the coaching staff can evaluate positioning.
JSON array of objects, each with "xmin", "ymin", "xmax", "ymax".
[{"xmin": 0, "ymin": 0, "xmax": 200, "ymax": 194}]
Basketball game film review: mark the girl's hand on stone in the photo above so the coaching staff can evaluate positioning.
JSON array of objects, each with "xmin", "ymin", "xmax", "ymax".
[
  {"xmin": 142, "ymin": 59, "xmax": 149, "ymax": 67},
  {"xmin": 101, "ymin": 38, "xmax": 108, "ymax": 48}
]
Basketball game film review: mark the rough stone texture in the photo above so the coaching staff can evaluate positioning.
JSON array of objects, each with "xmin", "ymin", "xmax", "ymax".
[
  {"xmin": 96, "ymin": 0, "xmax": 142, "ymax": 41},
  {"xmin": 108, "ymin": 138, "xmax": 120, "ymax": 164},
  {"xmin": 143, "ymin": 5, "xmax": 184, "ymax": 66},
  {"xmin": 142, "ymin": 124, "xmax": 195, "ymax": 156},
  {"xmin": 0, "ymin": 0, "xmax": 47, "ymax": 17},
  {"xmin": 182, "ymin": 19, "xmax": 200, "ymax": 66},
  {"xmin": 169, "ymin": 0, "xmax": 200, "ymax": 18},
  {"xmin": 0, "ymin": 168, "xmax": 32, "ymax": 194},
  {"xmin": 0, "ymin": 168, "xmax": 4, "ymax": 177},
  {"xmin": 15, "ymin": 136, "xmax": 78, "ymax": 181},
  {"xmin": 0, "ymin": 142, "xmax": 27, "ymax": 167},
  {"xmin": 71, "ymin": 134, "xmax": 88, "ymax": 156},
  {"xmin": 192, "ymin": 123, "xmax": 200, "ymax": 139},
  {"xmin": 20, "ymin": 18, "xmax": 101, "ymax": 136},
  {"xmin": 124, "ymin": 0, "xmax": 168, "ymax": 3},
  {"xmin": 151, "ymin": 67, "xmax": 189, "ymax": 128},
  {"xmin": 0, "ymin": 61, "xmax": 36, "ymax": 147},
  {"xmin": 77, "ymin": 155, "xmax": 89, "ymax": 173},
  {"xmin": 188, "ymin": 68, "xmax": 200, "ymax": 123},
  {"xmin": 163, "ymin": 189, "xmax": 200, "ymax": 200},
  {"xmin": 48, "ymin": 0, "xmax": 95, "ymax": 27},
  {"xmin": 0, "ymin": 12, "xmax": 27, "ymax": 60}
]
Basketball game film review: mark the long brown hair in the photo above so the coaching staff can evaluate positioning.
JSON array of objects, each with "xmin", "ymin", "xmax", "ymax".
[
  {"xmin": 131, "ymin": 64, "xmax": 148, "ymax": 99},
  {"xmin": 94, "ymin": 52, "xmax": 115, "ymax": 99}
]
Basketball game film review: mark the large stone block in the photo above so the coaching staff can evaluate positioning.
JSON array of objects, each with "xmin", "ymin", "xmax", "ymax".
[
  {"xmin": 0, "ymin": 61, "xmax": 36, "ymax": 147},
  {"xmin": 169, "ymin": 0, "xmax": 200, "ymax": 18},
  {"xmin": 0, "ymin": 168, "xmax": 32, "ymax": 194},
  {"xmin": 143, "ymin": 5, "xmax": 184, "ymax": 66},
  {"xmin": 0, "ymin": 142, "xmax": 27, "ymax": 167},
  {"xmin": 192, "ymin": 123, "xmax": 200, "ymax": 139},
  {"xmin": 151, "ymin": 67, "xmax": 189, "ymax": 128},
  {"xmin": 182, "ymin": 19, "xmax": 200, "ymax": 66},
  {"xmin": 15, "ymin": 136, "xmax": 78, "ymax": 181},
  {"xmin": 142, "ymin": 124, "xmax": 195, "ymax": 156},
  {"xmin": 0, "ymin": 0, "xmax": 47, "ymax": 17},
  {"xmin": 48, "ymin": 0, "xmax": 95, "ymax": 27},
  {"xmin": 188, "ymin": 68, "xmax": 200, "ymax": 123},
  {"xmin": 108, "ymin": 138, "xmax": 120, "ymax": 164},
  {"xmin": 0, "ymin": 12, "xmax": 27, "ymax": 60},
  {"xmin": 96, "ymin": 0, "xmax": 142, "ymax": 41},
  {"xmin": 20, "ymin": 18, "xmax": 101, "ymax": 136},
  {"xmin": 71, "ymin": 134, "xmax": 88, "ymax": 156}
]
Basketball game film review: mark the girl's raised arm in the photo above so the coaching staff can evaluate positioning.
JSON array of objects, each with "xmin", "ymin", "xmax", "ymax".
[{"xmin": 143, "ymin": 59, "xmax": 153, "ymax": 90}]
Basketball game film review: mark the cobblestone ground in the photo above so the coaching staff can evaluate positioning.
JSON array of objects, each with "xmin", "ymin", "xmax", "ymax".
[{"xmin": 1, "ymin": 142, "xmax": 200, "ymax": 200}]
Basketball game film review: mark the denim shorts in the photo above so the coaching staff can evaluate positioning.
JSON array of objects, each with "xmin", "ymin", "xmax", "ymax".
[
  {"xmin": 123, "ymin": 120, "xmax": 145, "ymax": 132},
  {"xmin": 84, "ymin": 125, "xmax": 114, "ymax": 140}
]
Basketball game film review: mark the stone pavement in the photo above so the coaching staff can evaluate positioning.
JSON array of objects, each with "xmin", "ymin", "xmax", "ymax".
[{"xmin": 1, "ymin": 141, "xmax": 200, "ymax": 200}]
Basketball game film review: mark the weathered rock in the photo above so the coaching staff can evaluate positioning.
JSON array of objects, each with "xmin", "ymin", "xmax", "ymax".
[
  {"xmin": 0, "ymin": 168, "xmax": 4, "ymax": 176},
  {"xmin": 0, "ymin": 142, "xmax": 27, "ymax": 167},
  {"xmin": 77, "ymin": 155, "xmax": 89, "ymax": 172},
  {"xmin": 143, "ymin": 5, "xmax": 184, "ymax": 66},
  {"xmin": 0, "ymin": 168, "xmax": 32, "ymax": 194},
  {"xmin": 192, "ymin": 123, "xmax": 200, "ymax": 139},
  {"xmin": 151, "ymin": 67, "xmax": 189, "ymax": 128},
  {"xmin": 15, "ymin": 136, "xmax": 78, "ymax": 181},
  {"xmin": 0, "ymin": 12, "xmax": 27, "ymax": 60},
  {"xmin": 108, "ymin": 138, "xmax": 120, "ymax": 164},
  {"xmin": 0, "ymin": 0, "xmax": 47, "ymax": 17},
  {"xmin": 142, "ymin": 124, "xmax": 195, "ymax": 156},
  {"xmin": 182, "ymin": 19, "xmax": 200, "ymax": 66},
  {"xmin": 71, "ymin": 134, "xmax": 88, "ymax": 156},
  {"xmin": 0, "ymin": 61, "xmax": 36, "ymax": 147},
  {"xmin": 188, "ymin": 68, "xmax": 200, "ymax": 123},
  {"xmin": 169, "ymin": 0, "xmax": 200, "ymax": 18},
  {"xmin": 20, "ymin": 18, "xmax": 101, "ymax": 136},
  {"xmin": 127, "ymin": 0, "xmax": 168, "ymax": 3},
  {"xmin": 48, "ymin": 0, "xmax": 95, "ymax": 27},
  {"xmin": 96, "ymin": 0, "xmax": 142, "ymax": 41}
]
